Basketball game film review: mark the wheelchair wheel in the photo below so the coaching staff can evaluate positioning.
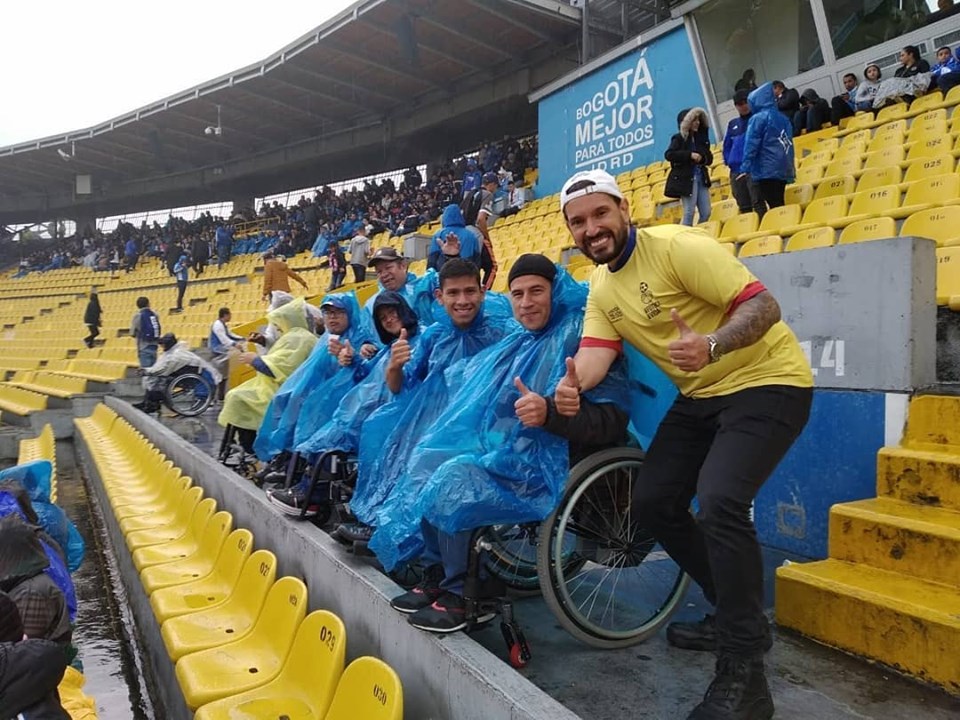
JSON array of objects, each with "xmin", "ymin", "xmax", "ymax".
[
  {"xmin": 484, "ymin": 524, "xmax": 541, "ymax": 595},
  {"xmin": 164, "ymin": 373, "xmax": 213, "ymax": 417},
  {"xmin": 537, "ymin": 447, "xmax": 690, "ymax": 649}
]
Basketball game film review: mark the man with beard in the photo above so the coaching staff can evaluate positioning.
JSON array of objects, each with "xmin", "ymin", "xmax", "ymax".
[{"xmin": 554, "ymin": 169, "xmax": 812, "ymax": 720}]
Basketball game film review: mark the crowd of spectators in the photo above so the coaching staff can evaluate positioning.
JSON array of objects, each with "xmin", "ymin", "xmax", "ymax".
[{"xmin": 3, "ymin": 135, "xmax": 537, "ymax": 279}]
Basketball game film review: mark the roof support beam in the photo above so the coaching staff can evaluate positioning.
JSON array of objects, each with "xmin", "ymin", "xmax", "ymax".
[
  {"xmin": 164, "ymin": 106, "xmax": 277, "ymax": 146},
  {"xmin": 413, "ymin": 14, "xmax": 518, "ymax": 61},
  {"xmin": 323, "ymin": 40, "xmax": 446, "ymax": 91},
  {"xmin": 359, "ymin": 15, "xmax": 488, "ymax": 71},
  {"xmin": 228, "ymin": 84, "xmax": 341, "ymax": 126},
  {"xmin": 463, "ymin": 0, "xmax": 557, "ymax": 44},
  {"xmin": 263, "ymin": 75, "xmax": 375, "ymax": 114},
  {"xmin": 283, "ymin": 63, "xmax": 408, "ymax": 104}
]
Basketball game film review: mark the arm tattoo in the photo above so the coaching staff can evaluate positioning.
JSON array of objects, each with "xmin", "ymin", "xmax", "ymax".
[{"xmin": 713, "ymin": 291, "xmax": 781, "ymax": 353}]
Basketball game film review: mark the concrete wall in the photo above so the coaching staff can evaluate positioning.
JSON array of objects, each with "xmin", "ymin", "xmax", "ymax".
[
  {"xmin": 742, "ymin": 236, "xmax": 937, "ymax": 393},
  {"xmin": 102, "ymin": 397, "xmax": 581, "ymax": 720}
]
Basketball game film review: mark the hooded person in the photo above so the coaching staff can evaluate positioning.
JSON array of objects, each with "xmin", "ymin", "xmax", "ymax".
[
  {"xmin": 740, "ymin": 82, "xmax": 796, "ymax": 218},
  {"xmin": 370, "ymin": 257, "xmax": 631, "ymax": 632},
  {"xmin": 219, "ymin": 297, "xmax": 318, "ymax": 456},
  {"xmin": 267, "ymin": 291, "xmax": 422, "ymax": 517},
  {"xmin": 664, "ymin": 107, "xmax": 713, "ymax": 226},
  {"xmin": 337, "ymin": 259, "xmax": 518, "ymax": 543},
  {"xmin": 427, "ymin": 205, "xmax": 482, "ymax": 272},
  {"xmin": 794, "ymin": 88, "xmax": 830, "ymax": 136},
  {"xmin": 0, "ymin": 591, "xmax": 70, "ymax": 720},
  {"xmin": 0, "ymin": 461, "xmax": 84, "ymax": 574},
  {"xmin": 253, "ymin": 291, "xmax": 378, "ymax": 463},
  {"xmin": 0, "ymin": 516, "xmax": 72, "ymax": 646}
]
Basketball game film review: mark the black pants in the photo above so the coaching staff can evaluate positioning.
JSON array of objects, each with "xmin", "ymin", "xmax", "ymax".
[
  {"xmin": 176, "ymin": 280, "xmax": 187, "ymax": 310},
  {"xmin": 730, "ymin": 173, "xmax": 753, "ymax": 213},
  {"xmin": 351, "ymin": 264, "xmax": 366, "ymax": 283},
  {"xmin": 84, "ymin": 325, "xmax": 99, "ymax": 346},
  {"xmin": 193, "ymin": 258, "xmax": 206, "ymax": 276},
  {"xmin": 750, "ymin": 179, "xmax": 786, "ymax": 220},
  {"xmin": 830, "ymin": 96, "xmax": 856, "ymax": 126},
  {"xmin": 632, "ymin": 384, "xmax": 812, "ymax": 656}
]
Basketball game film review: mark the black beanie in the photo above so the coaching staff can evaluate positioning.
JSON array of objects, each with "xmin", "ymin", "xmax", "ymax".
[
  {"xmin": 508, "ymin": 254, "xmax": 557, "ymax": 287},
  {"xmin": 0, "ymin": 591, "xmax": 23, "ymax": 642}
]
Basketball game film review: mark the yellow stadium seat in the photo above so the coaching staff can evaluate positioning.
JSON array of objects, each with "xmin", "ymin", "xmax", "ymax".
[
  {"xmin": 175, "ymin": 576, "xmax": 308, "ymax": 710},
  {"xmin": 785, "ymin": 226, "xmax": 835, "ymax": 252},
  {"xmin": 161, "ymin": 549, "xmax": 277, "ymax": 661},
  {"xmin": 888, "ymin": 174, "xmax": 960, "ymax": 219},
  {"xmin": 794, "ymin": 164, "xmax": 824, "ymax": 185},
  {"xmin": 194, "ymin": 610, "xmax": 346, "ymax": 720},
  {"xmin": 840, "ymin": 128, "xmax": 872, "ymax": 148},
  {"xmin": 123, "ymin": 486, "xmax": 205, "ymax": 550},
  {"xmin": 908, "ymin": 90, "xmax": 945, "ymax": 115},
  {"xmin": 905, "ymin": 136, "xmax": 951, "ymax": 163},
  {"xmin": 862, "ymin": 145, "xmax": 906, "ymax": 172},
  {"xmin": 813, "ymin": 175, "xmax": 855, "ymax": 201},
  {"xmin": 116, "ymin": 480, "xmax": 198, "ymax": 532},
  {"xmin": 130, "ymin": 498, "xmax": 218, "ymax": 571},
  {"xmin": 837, "ymin": 185, "xmax": 901, "ymax": 227},
  {"xmin": 710, "ymin": 199, "xmax": 740, "ymax": 224},
  {"xmin": 780, "ymin": 196, "xmax": 848, "ymax": 236},
  {"xmin": 140, "ymin": 512, "xmax": 233, "ymax": 595},
  {"xmin": 799, "ymin": 149, "xmax": 833, "ymax": 169},
  {"xmin": 719, "ymin": 212, "xmax": 759, "ymax": 242},
  {"xmin": 906, "ymin": 118, "xmax": 947, "ymax": 144},
  {"xmin": 150, "ymin": 529, "xmax": 254, "ymax": 622},
  {"xmin": 111, "ymin": 470, "xmax": 186, "ymax": 518},
  {"xmin": 739, "ymin": 235, "xmax": 783, "ymax": 258},
  {"xmin": 900, "ymin": 206, "xmax": 960, "ymax": 247},
  {"xmin": 901, "ymin": 154, "xmax": 955, "ymax": 186},
  {"xmin": 838, "ymin": 216, "xmax": 897, "ymax": 244},
  {"xmin": 697, "ymin": 220, "xmax": 721, "ymax": 237},
  {"xmin": 856, "ymin": 166, "xmax": 902, "ymax": 194},
  {"xmin": 936, "ymin": 247, "xmax": 960, "ymax": 305},
  {"xmin": 867, "ymin": 124, "xmax": 906, "ymax": 153},
  {"xmin": 0, "ymin": 385, "xmax": 48, "ymax": 416},
  {"xmin": 870, "ymin": 102, "xmax": 910, "ymax": 127},
  {"xmin": 739, "ymin": 205, "xmax": 801, "ymax": 241},
  {"xmin": 822, "ymin": 155, "xmax": 862, "ymax": 180},
  {"xmin": 837, "ymin": 112, "xmax": 874, "ymax": 135},
  {"xmin": 784, "ymin": 183, "xmax": 814, "ymax": 208},
  {"xmin": 323, "ymin": 657, "xmax": 403, "ymax": 720}
]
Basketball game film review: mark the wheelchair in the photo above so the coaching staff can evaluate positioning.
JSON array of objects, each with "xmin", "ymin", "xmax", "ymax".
[
  {"xmin": 139, "ymin": 366, "xmax": 215, "ymax": 417},
  {"xmin": 462, "ymin": 447, "xmax": 691, "ymax": 665}
]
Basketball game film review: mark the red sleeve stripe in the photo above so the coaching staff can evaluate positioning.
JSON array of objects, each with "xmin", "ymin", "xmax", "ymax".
[
  {"xmin": 727, "ymin": 281, "xmax": 767, "ymax": 315},
  {"xmin": 580, "ymin": 337, "xmax": 623, "ymax": 353}
]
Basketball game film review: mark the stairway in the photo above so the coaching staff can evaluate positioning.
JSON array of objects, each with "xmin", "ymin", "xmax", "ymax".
[{"xmin": 776, "ymin": 394, "xmax": 960, "ymax": 694}]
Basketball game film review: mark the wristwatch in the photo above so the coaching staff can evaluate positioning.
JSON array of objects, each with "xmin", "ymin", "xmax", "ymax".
[{"xmin": 706, "ymin": 334, "xmax": 723, "ymax": 364}]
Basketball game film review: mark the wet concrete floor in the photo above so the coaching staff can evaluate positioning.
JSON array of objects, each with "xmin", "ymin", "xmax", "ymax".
[{"xmin": 157, "ymin": 409, "xmax": 960, "ymax": 719}]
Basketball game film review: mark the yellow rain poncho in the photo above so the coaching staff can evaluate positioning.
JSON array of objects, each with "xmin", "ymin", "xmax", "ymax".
[{"xmin": 218, "ymin": 298, "xmax": 318, "ymax": 430}]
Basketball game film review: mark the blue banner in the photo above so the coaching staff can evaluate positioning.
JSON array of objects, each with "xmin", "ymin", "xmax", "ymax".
[{"xmin": 536, "ymin": 28, "xmax": 706, "ymax": 195}]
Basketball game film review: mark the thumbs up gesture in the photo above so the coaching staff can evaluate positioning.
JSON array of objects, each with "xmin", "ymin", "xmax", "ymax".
[
  {"xmin": 389, "ymin": 327, "xmax": 411, "ymax": 370},
  {"xmin": 667, "ymin": 309, "xmax": 710, "ymax": 372},
  {"xmin": 514, "ymin": 376, "xmax": 547, "ymax": 427},
  {"xmin": 338, "ymin": 338, "xmax": 355, "ymax": 367},
  {"xmin": 553, "ymin": 357, "xmax": 581, "ymax": 417}
]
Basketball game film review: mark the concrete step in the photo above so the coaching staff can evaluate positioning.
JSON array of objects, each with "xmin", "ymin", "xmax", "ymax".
[
  {"xmin": 901, "ymin": 394, "xmax": 960, "ymax": 452},
  {"xmin": 829, "ymin": 498, "xmax": 960, "ymax": 586},
  {"xmin": 878, "ymin": 446, "xmax": 960, "ymax": 511},
  {"xmin": 776, "ymin": 559, "xmax": 960, "ymax": 693}
]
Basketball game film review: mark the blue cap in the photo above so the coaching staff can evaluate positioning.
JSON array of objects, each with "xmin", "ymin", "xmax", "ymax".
[{"xmin": 321, "ymin": 296, "xmax": 348, "ymax": 311}]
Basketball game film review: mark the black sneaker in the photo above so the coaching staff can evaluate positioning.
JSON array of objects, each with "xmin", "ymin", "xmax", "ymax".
[
  {"xmin": 390, "ymin": 565, "xmax": 444, "ymax": 614},
  {"xmin": 408, "ymin": 592, "xmax": 495, "ymax": 633},
  {"xmin": 667, "ymin": 615, "xmax": 774, "ymax": 653},
  {"xmin": 333, "ymin": 523, "xmax": 374, "ymax": 544},
  {"xmin": 687, "ymin": 654, "xmax": 773, "ymax": 720},
  {"xmin": 266, "ymin": 487, "xmax": 319, "ymax": 518}
]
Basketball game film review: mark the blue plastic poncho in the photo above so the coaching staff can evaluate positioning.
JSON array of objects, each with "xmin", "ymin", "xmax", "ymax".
[
  {"xmin": 295, "ymin": 293, "xmax": 422, "ymax": 456},
  {"xmin": 351, "ymin": 297, "xmax": 518, "ymax": 523},
  {"xmin": 219, "ymin": 298, "xmax": 318, "ymax": 431},
  {"xmin": 369, "ymin": 267, "xmax": 627, "ymax": 570},
  {"xmin": 254, "ymin": 291, "xmax": 377, "ymax": 460},
  {"xmin": 0, "ymin": 461, "xmax": 84, "ymax": 572}
]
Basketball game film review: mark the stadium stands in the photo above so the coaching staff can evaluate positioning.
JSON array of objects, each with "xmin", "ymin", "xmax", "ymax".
[{"xmin": 74, "ymin": 404, "xmax": 403, "ymax": 717}]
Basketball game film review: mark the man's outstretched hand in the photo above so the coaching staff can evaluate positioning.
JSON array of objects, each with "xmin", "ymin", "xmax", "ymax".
[{"xmin": 553, "ymin": 357, "xmax": 581, "ymax": 417}]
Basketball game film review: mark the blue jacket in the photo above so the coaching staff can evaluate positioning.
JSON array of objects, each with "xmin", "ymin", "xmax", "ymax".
[
  {"xmin": 722, "ymin": 113, "xmax": 751, "ymax": 175},
  {"xmin": 741, "ymin": 83, "xmax": 796, "ymax": 183},
  {"xmin": 428, "ymin": 205, "xmax": 481, "ymax": 270},
  {"xmin": 932, "ymin": 56, "xmax": 960, "ymax": 79},
  {"xmin": 215, "ymin": 226, "xmax": 232, "ymax": 247}
]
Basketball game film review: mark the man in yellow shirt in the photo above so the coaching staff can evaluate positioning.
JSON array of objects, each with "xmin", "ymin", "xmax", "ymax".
[{"xmin": 555, "ymin": 169, "xmax": 812, "ymax": 720}]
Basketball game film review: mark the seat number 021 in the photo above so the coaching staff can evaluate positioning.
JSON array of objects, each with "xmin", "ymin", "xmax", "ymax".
[{"xmin": 798, "ymin": 339, "xmax": 844, "ymax": 377}]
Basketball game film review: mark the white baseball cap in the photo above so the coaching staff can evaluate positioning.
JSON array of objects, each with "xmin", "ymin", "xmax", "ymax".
[{"xmin": 560, "ymin": 169, "xmax": 624, "ymax": 212}]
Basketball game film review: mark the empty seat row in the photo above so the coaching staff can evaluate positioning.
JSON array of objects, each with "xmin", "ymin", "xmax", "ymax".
[
  {"xmin": 74, "ymin": 405, "xmax": 402, "ymax": 719},
  {"xmin": 16, "ymin": 423, "xmax": 57, "ymax": 502}
]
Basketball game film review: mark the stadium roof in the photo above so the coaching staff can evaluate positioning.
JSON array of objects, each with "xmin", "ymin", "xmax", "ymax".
[{"xmin": 0, "ymin": 0, "xmax": 672, "ymax": 224}]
